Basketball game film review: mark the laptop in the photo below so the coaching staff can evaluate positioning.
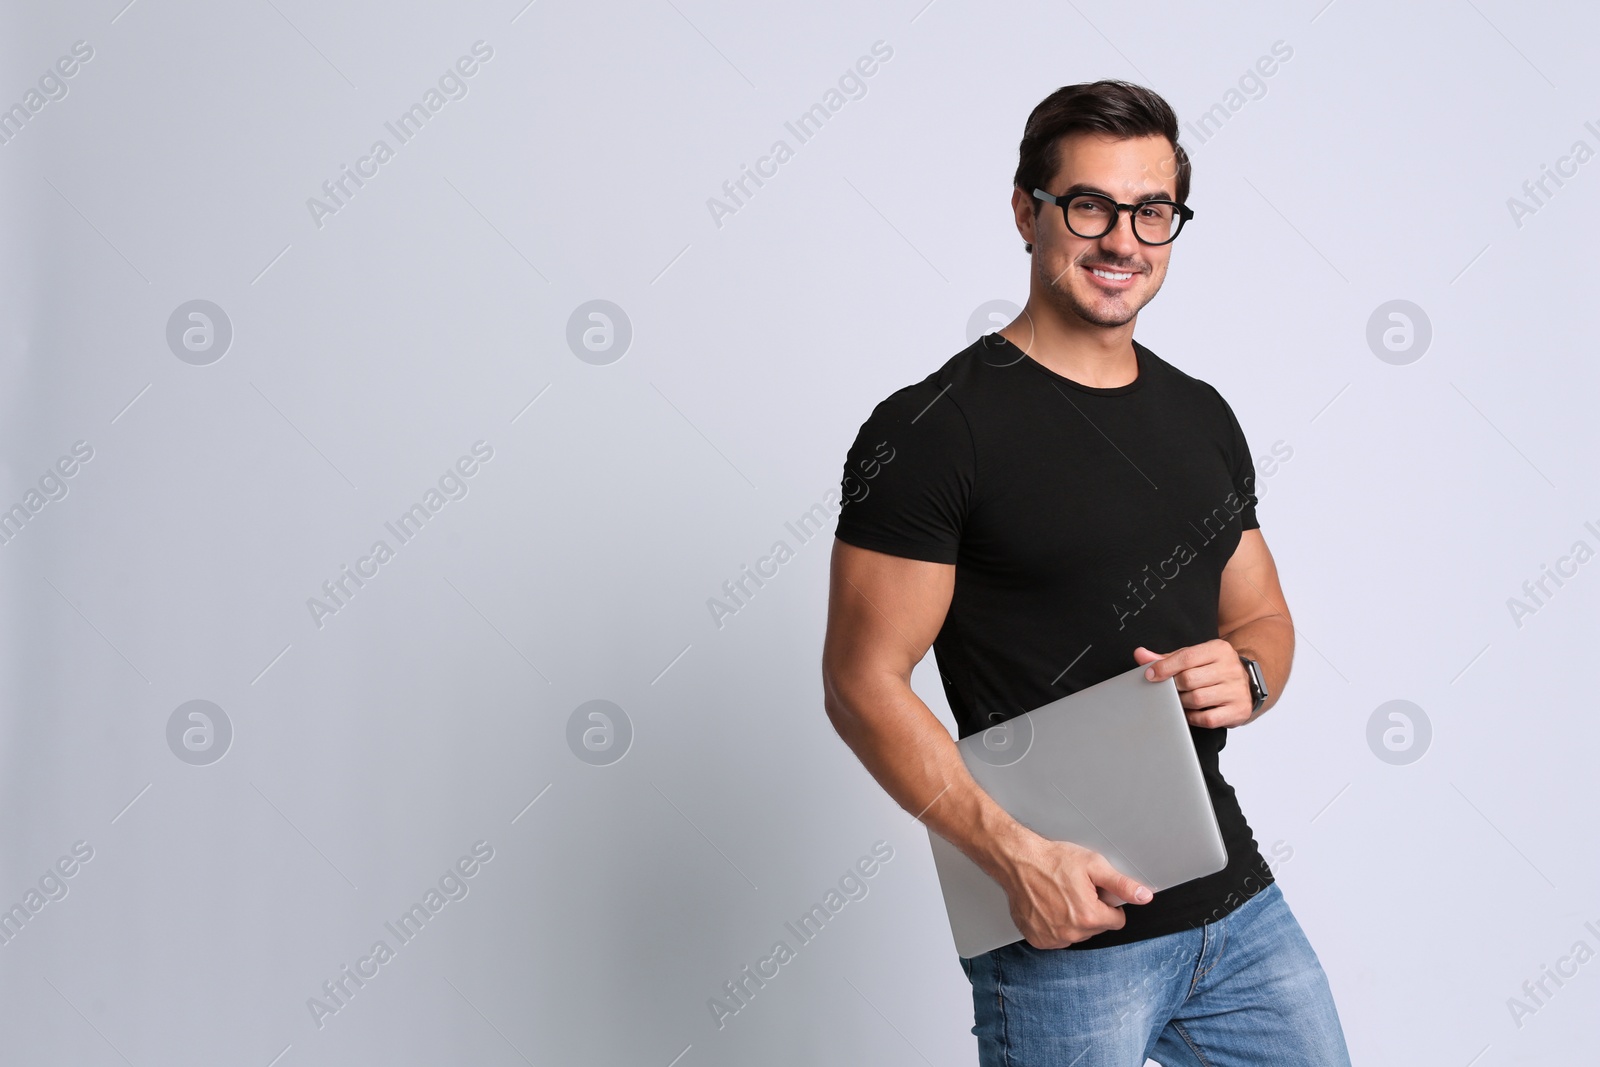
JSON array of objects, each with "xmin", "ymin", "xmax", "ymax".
[{"xmin": 928, "ymin": 660, "xmax": 1228, "ymax": 958}]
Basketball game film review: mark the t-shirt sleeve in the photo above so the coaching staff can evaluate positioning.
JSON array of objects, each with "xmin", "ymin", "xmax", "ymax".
[
  {"xmin": 1212, "ymin": 388, "xmax": 1260, "ymax": 531},
  {"xmin": 833, "ymin": 377, "xmax": 976, "ymax": 564}
]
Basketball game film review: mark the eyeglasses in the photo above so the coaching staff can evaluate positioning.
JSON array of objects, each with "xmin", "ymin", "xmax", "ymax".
[{"xmin": 1031, "ymin": 188, "xmax": 1194, "ymax": 246}]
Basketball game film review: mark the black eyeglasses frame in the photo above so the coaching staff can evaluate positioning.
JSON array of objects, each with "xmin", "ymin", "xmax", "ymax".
[{"xmin": 1031, "ymin": 187, "xmax": 1195, "ymax": 246}]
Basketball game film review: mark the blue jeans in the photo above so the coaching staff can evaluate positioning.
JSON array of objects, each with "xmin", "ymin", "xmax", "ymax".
[{"xmin": 958, "ymin": 882, "xmax": 1351, "ymax": 1066}]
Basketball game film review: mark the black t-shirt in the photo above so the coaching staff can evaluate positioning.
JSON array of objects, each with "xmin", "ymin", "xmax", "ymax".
[{"xmin": 834, "ymin": 333, "xmax": 1275, "ymax": 950}]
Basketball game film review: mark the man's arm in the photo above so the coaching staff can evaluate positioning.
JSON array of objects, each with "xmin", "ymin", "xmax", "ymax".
[
  {"xmin": 1137, "ymin": 528, "xmax": 1294, "ymax": 728},
  {"xmin": 822, "ymin": 538, "xmax": 1152, "ymax": 949},
  {"xmin": 1217, "ymin": 528, "xmax": 1294, "ymax": 722}
]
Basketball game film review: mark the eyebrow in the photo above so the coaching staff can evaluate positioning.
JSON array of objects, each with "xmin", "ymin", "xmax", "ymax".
[{"xmin": 1055, "ymin": 182, "xmax": 1176, "ymax": 204}]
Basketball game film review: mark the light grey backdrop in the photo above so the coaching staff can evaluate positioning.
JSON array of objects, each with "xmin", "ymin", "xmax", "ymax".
[{"xmin": 2, "ymin": 0, "xmax": 1596, "ymax": 1064}]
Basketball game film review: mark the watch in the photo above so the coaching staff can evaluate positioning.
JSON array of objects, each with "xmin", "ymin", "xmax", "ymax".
[{"xmin": 1239, "ymin": 654, "xmax": 1268, "ymax": 713}]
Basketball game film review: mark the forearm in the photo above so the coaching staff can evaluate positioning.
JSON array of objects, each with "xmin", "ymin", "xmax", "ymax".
[
  {"xmin": 1222, "ymin": 614, "xmax": 1294, "ymax": 720},
  {"xmin": 824, "ymin": 671, "xmax": 1032, "ymax": 882}
]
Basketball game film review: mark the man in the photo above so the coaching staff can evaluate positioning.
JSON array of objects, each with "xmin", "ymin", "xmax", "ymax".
[{"xmin": 821, "ymin": 80, "xmax": 1352, "ymax": 1065}]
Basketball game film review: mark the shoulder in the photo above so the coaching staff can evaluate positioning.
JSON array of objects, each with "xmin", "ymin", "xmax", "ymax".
[
  {"xmin": 835, "ymin": 345, "xmax": 988, "ymax": 562},
  {"xmin": 1136, "ymin": 340, "xmax": 1239, "ymax": 423},
  {"xmin": 851, "ymin": 343, "xmax": 987, "ymax": 448}
]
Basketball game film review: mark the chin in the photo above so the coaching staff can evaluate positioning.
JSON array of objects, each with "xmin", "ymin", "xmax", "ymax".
[
  {"xmin": 1082, "ymin": 309, "xmax": 1138, "ymax": 328},
  {"xmin": 1070, "ymin": 289, "xmax": 1142, "ymax": 326}
]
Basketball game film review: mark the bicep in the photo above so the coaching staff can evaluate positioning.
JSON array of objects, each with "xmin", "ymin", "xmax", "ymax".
[
  {"xmin": 1217, "ymin": 528, "xmax": 1291, "ymax": 636},
  {"xmin": 824, "ymin": 538, "xmax": 955, "ymax": 688}
]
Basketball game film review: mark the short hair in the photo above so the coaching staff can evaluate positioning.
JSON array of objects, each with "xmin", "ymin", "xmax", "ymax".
[{"xmin": 1014, "ymin": 79, "xmax": 1190, "ymax": 252}]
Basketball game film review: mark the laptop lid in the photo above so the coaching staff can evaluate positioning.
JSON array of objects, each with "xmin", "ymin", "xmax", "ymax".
[{"xmin": 928, "ymin": 660, "xmax": 1228, "ymax": 958}]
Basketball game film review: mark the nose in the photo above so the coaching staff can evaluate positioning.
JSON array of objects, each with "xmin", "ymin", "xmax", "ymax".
[{"xmin": 1099, "ymin": 208, "xmax": 1142, "ymax": 258}]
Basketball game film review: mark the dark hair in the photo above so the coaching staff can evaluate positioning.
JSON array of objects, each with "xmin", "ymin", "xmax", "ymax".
[{"xmin": 1014, "ymin": 79, "xmax": 1190, "ymax": 252}]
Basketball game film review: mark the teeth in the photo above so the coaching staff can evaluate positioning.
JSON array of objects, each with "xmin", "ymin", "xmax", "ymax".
[{"xmin": 1091, "ymin": 268, "xmax": 1133, "ymax": 281}]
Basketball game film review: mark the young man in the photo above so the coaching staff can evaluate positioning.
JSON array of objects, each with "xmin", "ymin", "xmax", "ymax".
[{"xmin": 820, "ymin": 80, "xmax": 1352, "ymax": 1065}]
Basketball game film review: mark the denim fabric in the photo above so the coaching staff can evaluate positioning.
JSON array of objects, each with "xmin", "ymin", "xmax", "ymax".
[{"xmin": 958, "ymin": 882, "xmax": 1351, "ymax": 1066}]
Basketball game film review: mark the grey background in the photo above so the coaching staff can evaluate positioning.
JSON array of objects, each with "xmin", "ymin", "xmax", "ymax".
[{"xmin": 2, "ymin": 0, "xmax": 1596, "ymax": 1064}]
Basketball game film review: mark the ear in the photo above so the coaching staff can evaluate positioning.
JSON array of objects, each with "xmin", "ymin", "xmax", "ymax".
[{"xmin": 1011, "ymin": 186, "xmax": 1039, "ymax": 253}]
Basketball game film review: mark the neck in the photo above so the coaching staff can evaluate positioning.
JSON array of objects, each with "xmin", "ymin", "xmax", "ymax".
[{"xmin": 998, "ymin": 299, "xmax": 1138, "ymax": 389}]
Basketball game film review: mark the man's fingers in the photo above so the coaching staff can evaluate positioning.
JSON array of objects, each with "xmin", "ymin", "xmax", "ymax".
[
  {"xmin": 1186, "ymin": 705, "xmax": 1244, "ymax": 729},
  {"xmin": 1152, "ymin": 640, "xmax": 1240, "ymax": 684},
  {"xmin": 1143, "ymin": 646, "xmax": 1197, "ymax": 681},
  {"xmin": 1088, "ymin": 857, "xmax": 1152, "ymax": 905},
  {"xmin": 1173, "ymin": 661, "xmax": 1233, "ymax": 691},
  {"xmin": 1096, "ymin": 885, "xmax": 1131, "ymax": 909},
  {"xmin": 1179, "ymin": 682, "xmax": 1234, "ymax": 709}
]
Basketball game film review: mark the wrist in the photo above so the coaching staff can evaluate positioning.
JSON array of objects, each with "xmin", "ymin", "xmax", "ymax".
[
  {"xmin": 1237, "ymin": 652, "xmax": 1267, "ymax": 714},
  {"xmin": 968, "ymin": 809, "xmax": 1041, "ymax": 887}
]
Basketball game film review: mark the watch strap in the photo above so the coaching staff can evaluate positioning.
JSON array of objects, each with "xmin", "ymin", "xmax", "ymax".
[{"xmin": 1239, "ymin": 654, "xmax": 1267, "ymax": 712}]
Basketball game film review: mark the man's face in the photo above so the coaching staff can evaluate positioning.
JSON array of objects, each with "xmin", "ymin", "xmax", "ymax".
[{"xmin": 1018, "ymin": 133, "xmax": 1180, "ymax": 329}]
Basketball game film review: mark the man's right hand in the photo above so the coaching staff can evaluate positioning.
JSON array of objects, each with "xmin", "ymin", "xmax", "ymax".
[
  {"xmin": 822, "ymin": 543, "xmax": 1154, "ymax": 951},
  {"xmin": 996, "ymin": 832, "xmax": 1153, "ymax": 949}
]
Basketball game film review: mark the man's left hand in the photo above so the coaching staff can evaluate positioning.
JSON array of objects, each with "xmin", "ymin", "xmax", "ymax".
[{"xmin": 1133, "ymin": 641, "xmax": 1254, "ymax": 729}]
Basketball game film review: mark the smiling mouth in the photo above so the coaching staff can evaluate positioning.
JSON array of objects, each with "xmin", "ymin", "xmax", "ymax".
[{"xmin": 1079, "ymin": 263, "xmax": 1144, "ymax": 291}]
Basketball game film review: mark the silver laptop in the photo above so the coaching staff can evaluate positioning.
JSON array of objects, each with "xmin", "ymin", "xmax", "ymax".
[{"xmin": 928, "ymin": 660, "xmax": 1228, "ymax": 957}]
